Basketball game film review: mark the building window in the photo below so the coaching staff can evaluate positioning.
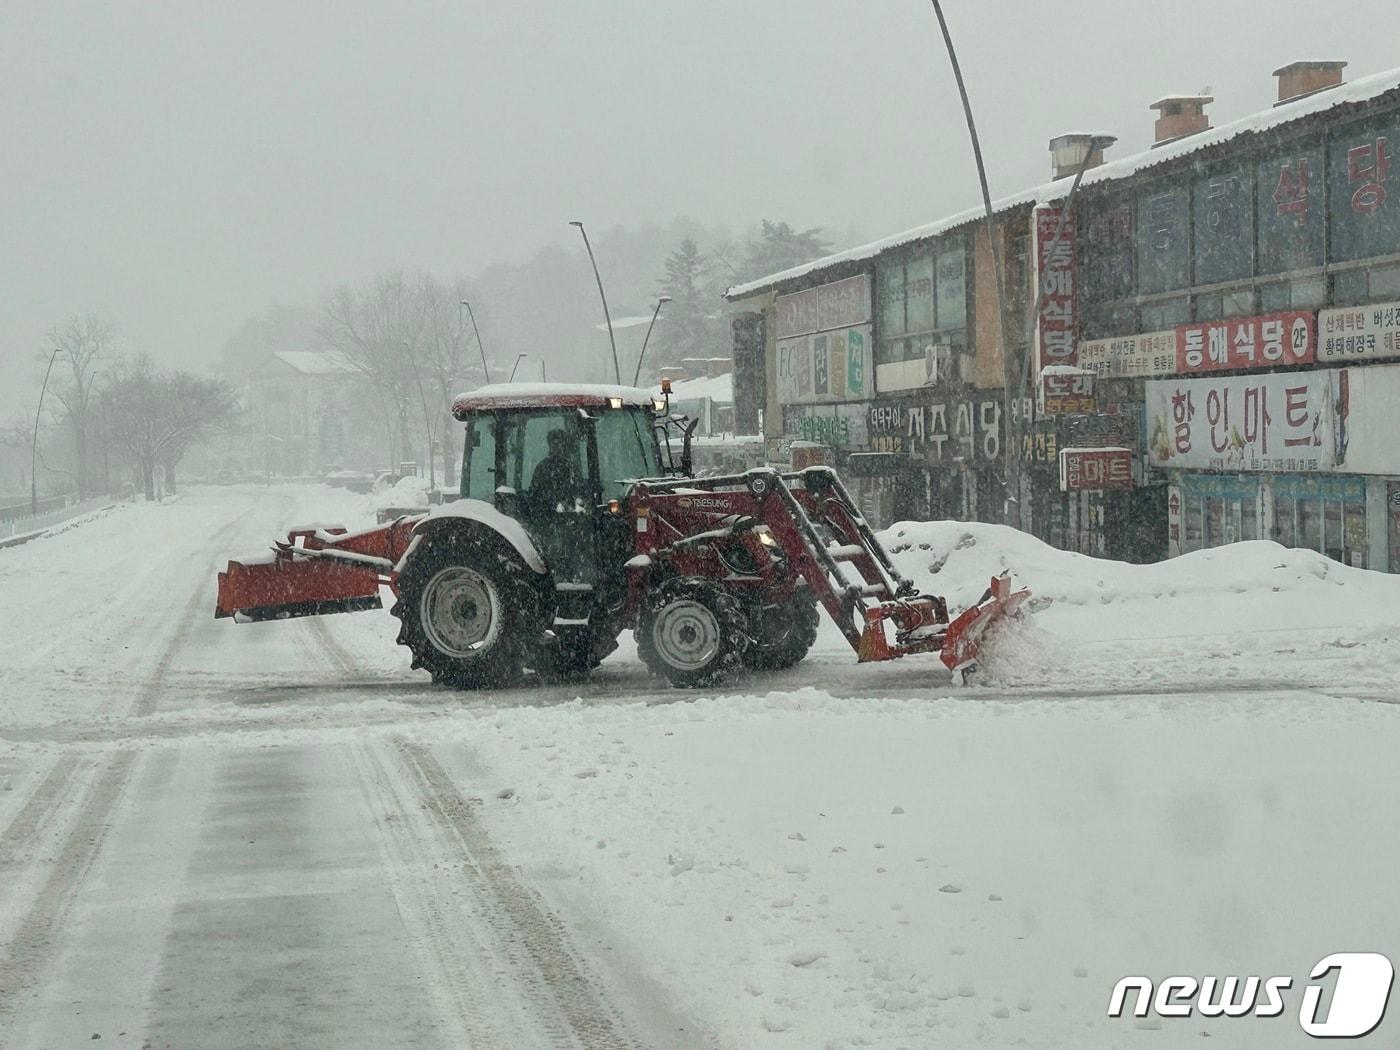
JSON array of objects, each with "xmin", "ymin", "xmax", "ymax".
[
  {"xmin": 1369, "ymin": 264, "xmax": 1400, "ymax": 300},
  {"xmin": 1222, "ymin": 288, "xmax": 1255, "ymax": 317},
  {"xmin": 1272, "ymin": 476, "xmax": 1368, "ymax": 568},
  {"xmin": 1333, "ymin": 269, "xmax": 1368, "ymax": 304},
  {"xmin": 1140, "ymin": 298, "xmax": 1189, "ymax": 330},
  {"xmin": 874, "ymin": 240, "xmax": 968, "ymax": 382},
  {"xmin": 1194, "ymin": 293, "xmax": 1221, "ymax": 321}
]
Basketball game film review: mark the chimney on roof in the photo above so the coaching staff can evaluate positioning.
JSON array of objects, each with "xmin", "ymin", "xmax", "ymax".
[
  {"xmin": 1049, "ymin": 133, "xmax": 1117, "ymax": 180},
  {"xmin": 1150, "ymin": 95, "xmax": 1213, "ymax": 147},
  {"xmin": 1273, "ymin": 60, "xmax": 1347, "ymax": 106}
]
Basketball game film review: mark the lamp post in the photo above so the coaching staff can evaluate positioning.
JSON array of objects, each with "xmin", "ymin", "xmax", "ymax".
[
  {"xmin": 510, "ymin": 353, "xmax": 529, "ymax": 382},
  {"xmin": 927, "ymin": 0, "xmax": 1017, "ymax": 523},
  {"xmin": 569, "ymin": 220, "xmax": 621, "ymax": 384},
  {"xmin": 400, "ymin": 339, "xmax": 437, "ymax": 490},
  {"xmin": 633, "ymin": 295, "xmax": 672, "ymax": 386},
  {"xmin": 31, "ymin": 346, "xmax": 62, "ymax": 515},
  {"xmin": 459, "ymin": 299, "xmax": 490, "ymax": 385}
]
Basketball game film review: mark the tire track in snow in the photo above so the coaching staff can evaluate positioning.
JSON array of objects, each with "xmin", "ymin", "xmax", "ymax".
[
  {"xmin": 0, "ymin": 755, "xmax": 87, "ymax": 877},
  {"xmin": 392, "ymin": 737, "xmax": 644, "ymax": 1049},
  {"xmin": 0, "ymin": 750, "xmax": 137, "ymax": 1028}
]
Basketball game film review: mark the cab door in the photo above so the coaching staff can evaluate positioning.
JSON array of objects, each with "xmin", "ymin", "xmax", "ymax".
[{"xmin": 501, "ymin": 410, "xmax": 599, "ymax": 589}]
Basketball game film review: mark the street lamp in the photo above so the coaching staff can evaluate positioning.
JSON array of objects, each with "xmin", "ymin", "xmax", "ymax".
[
  {"xmin": 510, "ymin": 353, "xmax": 529, "ymax": 382},
  {"xmin": 633, "ymin": 295, "xmax": 672, "ymax": 386},
  {"xmin": 459, "ymin": 299, "xmax": 491, "ymax": 385},
  {"xmin": 30, "ymin": 346, "xmax": 62, "ymax": 515},
  {"xmin": 569, "ymin": 220, "xmax": 621, "ymax": 384},
  {"xmin": 400, "ymin": 339, "xmax": 437, "ymax": 490},
  {"xmin": 927, "ymin": 0, "xmax": 1017, "ymax": 524}
]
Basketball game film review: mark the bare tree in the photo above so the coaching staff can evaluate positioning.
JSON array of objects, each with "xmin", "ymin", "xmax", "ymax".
[
  {"xmin": 40, "ymin": 315, "xmax": 112, "ymax": 498},
  {"xmin": 104, "ymin": 356, "xmax": 239, "ymax": 500}
]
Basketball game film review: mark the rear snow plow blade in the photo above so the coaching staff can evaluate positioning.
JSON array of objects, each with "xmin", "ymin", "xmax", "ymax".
[
  {"xmin": 937, "ymin": 573, "xmax": 1030, "ymax": 672},
  {"xmin": 215, "ymin": 551, "xmax": 383, "ymax": 622}
]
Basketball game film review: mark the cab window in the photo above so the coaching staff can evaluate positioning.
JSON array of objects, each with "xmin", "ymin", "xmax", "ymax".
[{"xmin": 594, "ymin": 407, "xmax": 662, "ymax": 499}]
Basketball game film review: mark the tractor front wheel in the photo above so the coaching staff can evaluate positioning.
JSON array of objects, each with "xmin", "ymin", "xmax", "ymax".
[
  {"xmin": 742, "ymin": 590, "xmax": 819, "ymax": 671},
  {"xmin": 391, "ymin": 528, "xmax": 543, "ymax": 688},
  {"xmin": 637, "ymin": 579, "xmax": 748, "ymax": 688}
]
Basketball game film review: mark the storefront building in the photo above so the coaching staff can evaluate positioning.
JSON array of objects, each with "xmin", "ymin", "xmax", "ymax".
[{"xmin": 728, "ymin": 60, "xmax": 1400, "ymax": 568}]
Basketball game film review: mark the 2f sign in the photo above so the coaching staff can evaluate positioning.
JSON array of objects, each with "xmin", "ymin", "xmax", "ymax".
[{"xmin": 1108, "ymin": 953, "xmax": 1393, "ymax": 1038}]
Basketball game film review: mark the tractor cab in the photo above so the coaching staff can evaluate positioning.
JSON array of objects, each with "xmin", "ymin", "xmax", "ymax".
[{"xmin": 451, "ymin": 383, "xmax": 674, "ymax": 609}]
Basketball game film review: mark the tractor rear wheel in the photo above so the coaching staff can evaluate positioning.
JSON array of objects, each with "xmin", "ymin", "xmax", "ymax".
[
  {"xmin": 742, "ymin": 590, "xmax": 819, "ymax": 671},
  {"xmin": 637, "ymin": 578, "xmax": 748, "ymax": 688},
  {"xmin": 391, "ymin": 528, "xmax": 544, "ymax": 688}
]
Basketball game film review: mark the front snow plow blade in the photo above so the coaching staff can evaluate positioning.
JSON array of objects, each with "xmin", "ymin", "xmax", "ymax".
[
  {"xmin": 215, "ymin": 523, "xmax": 396, "ymax": 622},
  {"xmin": 216, "ymin": 553, "xmax": 383, "ymax": 622},
  {"xmin": 938, "ymin": 573, "xmax": 1030, "ymax": 672}
]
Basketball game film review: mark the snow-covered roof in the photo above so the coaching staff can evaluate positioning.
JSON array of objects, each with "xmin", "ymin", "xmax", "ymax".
[
  {"xmin": 726, "ymin": 64, "xmax": 1400, "ymax": 301},
  {"xmin": 270, "ymin": 350, "xmax": 357, "ymax": 375},
  {"xmin": 452, "ymin": 382, "xmax": 661, "ymax": 416},
  {"xmin": 668, "ymin": 373, "xmax": 734, "ymax": 403}
]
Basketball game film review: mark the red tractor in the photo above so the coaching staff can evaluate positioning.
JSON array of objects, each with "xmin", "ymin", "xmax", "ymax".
[{"xmin": 215, "ymin": 384, "xmax": 1027, "ymax": 688}]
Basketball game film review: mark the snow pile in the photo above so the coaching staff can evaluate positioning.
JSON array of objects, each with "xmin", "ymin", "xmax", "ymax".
[
  {"xmin": 881, "ymin": 520, "xmax": 1400, "ymax": 689},
  {"xmin": 366, "ymin": 474, "xmax": 430, "ymax": 515}
]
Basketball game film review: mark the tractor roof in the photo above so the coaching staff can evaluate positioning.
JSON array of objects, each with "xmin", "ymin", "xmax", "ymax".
[{"xmin": 452, "ymin": 382, "xmax": 661, "ymax": 418}]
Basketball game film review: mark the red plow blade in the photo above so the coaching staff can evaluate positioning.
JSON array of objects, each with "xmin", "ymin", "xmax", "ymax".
[
  {"xmin": 938, "ymin": 573, "xmax": 1031, "ymax": 672},
  {"xmin": 215, "ymin": 552, "xmax": 383, "ymax": 622}
]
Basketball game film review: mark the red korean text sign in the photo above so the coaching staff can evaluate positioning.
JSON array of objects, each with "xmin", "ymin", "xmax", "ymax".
[
  {"xmin": 1059, "ymin": 448, "xmax": 1132, "ymax": 492},
  {"xmin": 1174, "ymin": 310, "xmax": 1315, "ymax": 374},
  {"xmin": 1034, "ymin": 207, "xmax": 1077, "ymax": 367}
]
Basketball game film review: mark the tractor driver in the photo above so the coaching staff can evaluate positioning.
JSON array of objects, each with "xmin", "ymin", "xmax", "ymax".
[{"xmin": 528, "ymin": 428, "xmax": 585, "ymax": 519}]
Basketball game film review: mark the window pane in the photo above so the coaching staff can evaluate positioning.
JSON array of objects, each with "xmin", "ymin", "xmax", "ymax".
[
  {"xmin": 594, "ymin": 408, "xmax": 660, "ymax": 499},
  {"xmin": 1242, "ymin": 494, "xmax": 1258, "ymax": 540},
  {"xmin": 1184, "ymin": 498, "xmax": 1203, "ymax": 551},
  {"xmin": 1136, "ymin": 184, "xmax": 1190, "ymax": 293},
  {"xmin": 1298, "ymin": 498, "xmax": 1322, "ymax": 553},
  {"xmin": 1274, "ymin": 496, "xmax": 1296, "ymax": 546},
  {"xmin": 1194, "ymin": 165, "xmax": 1253, "ymax": 285},
  {"xmin": 1259, "ymin": 282, "xmax": 1290, "ymax": 311},
  {"xmin": 936, "ymin": 245, "xmax": 967, "ymax": 330},
  {"xmin": 1194, "ymin": 294, "xmax": 1222, "ymax": 321},
  {"xmin": 1323, "ymin": 501, "xmax": 1344, "ymax": 563},
  {"xmin": 877, "ymin": 261, "xmax": 906, "ymax": 337},
  {"xmin": 1222, "ymin": 289, "xmax": 1254, "ymax": 317},
  {"xmin": 905, "ymin": 255, "xmax": 936, "ymax": 333},
  {"xmin": 1256, "ymin": 141, "xmax": 1326, "ymax": 273},
  {"xmin": 1369, "ymin": 265, "xmax": 1400, "ymax": 300},
  {"xmin": 1329, "ymin": 113, "xmax": 1400, "ymax": 263},
  {"xmin": 1291, "ymin": 276, "xmax": 1327, "ymax": 310},
  {"xmin": 462, "ymin": 414, "xmax": 496, "ymax": 499},
  {"xmin": 1333, "ymin": 269, "xmax": 1368, "ymax": 305}
]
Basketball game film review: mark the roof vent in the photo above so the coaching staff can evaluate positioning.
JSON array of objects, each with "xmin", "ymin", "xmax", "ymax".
[
  {"xmin": 1049, "ymin": 133, "xmax": 1117, "ymax": 180},
  {"xmin": 1150, "ymin": 95, "xmax": 1213, "ymax": 147},
  {"xmin": 1273, "ymin": 60, "xmax": 1347, "ymax": 106}
]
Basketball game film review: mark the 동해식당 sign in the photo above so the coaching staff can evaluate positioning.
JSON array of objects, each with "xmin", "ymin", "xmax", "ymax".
[{"xmin": 1174, "ymin": 310, "xmax": 1315, "ymax": 374}]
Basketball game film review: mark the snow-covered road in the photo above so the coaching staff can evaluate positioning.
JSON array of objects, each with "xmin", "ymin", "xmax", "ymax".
[{"xmin": 1, "ymin": 484, "xmax": 1399, "ymax": 1048}]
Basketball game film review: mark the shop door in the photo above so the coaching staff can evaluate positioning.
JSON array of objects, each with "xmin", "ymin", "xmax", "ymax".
[{"xmin": 1390, "ymin": 483, "xmax": 1400, "ymax": 573}]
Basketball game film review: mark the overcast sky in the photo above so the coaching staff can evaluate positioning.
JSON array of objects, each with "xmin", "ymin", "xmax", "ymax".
[{"xmin": 3, "ymin": 0, "xmax": 1397, "ymax": 418}]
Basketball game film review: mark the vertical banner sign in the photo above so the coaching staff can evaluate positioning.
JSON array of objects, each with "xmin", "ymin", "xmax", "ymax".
[{"xmin": 1034, "ymin": 207, "xmax": 1078, "ymax": 369}]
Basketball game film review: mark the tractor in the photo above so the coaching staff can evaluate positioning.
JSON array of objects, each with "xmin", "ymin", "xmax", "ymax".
[{"xmin": 215, "ymin": 383, "xmax": 1028, "ymax": 687}]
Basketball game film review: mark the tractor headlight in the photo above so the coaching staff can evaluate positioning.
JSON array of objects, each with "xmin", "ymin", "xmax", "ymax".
[
  {"xmin": 608, "ymin": 396, "xmax": 624, "ymax": 409},
  {"xmin": 757, "ymin": 529, "xmax": 776, "ymax": 547}
]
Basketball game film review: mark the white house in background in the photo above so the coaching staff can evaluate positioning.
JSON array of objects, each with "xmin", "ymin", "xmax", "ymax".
[{"xmin": 220, "ymin": 350, "xmax": 381, "ymax": 478}]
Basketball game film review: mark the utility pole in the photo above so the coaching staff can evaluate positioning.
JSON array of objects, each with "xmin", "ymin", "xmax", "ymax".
[
  {"xmin": 570, "ymin": 220, "xmax": 621, "ymax": 384},
  {"xmin": 927, "ymin": 0, "xmax": 1016, "ymax": 523},
  {"xmin": 31, "ymin": 347, "xmax": 62, "ymax": 515}
]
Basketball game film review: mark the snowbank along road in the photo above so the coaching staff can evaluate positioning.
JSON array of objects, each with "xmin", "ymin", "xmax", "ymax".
[{"xmin": 1, "ymin": 483, "xmax": 1399, "ymax": 1049}]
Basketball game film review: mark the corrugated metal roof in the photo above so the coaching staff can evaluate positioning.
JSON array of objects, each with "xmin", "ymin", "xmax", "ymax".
[{"xmin": 725, "ymin": 64, "xmax": 1400, "ymax": 302}]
